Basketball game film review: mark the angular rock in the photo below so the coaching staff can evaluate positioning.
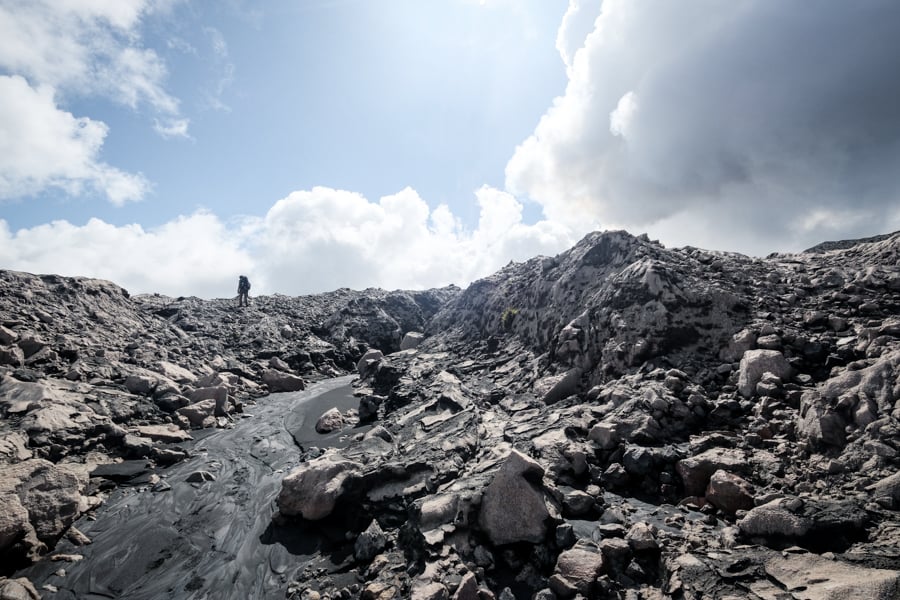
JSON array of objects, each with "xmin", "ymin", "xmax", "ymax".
[
  {"xmin": 765, "ymin": 554, "xmax": 900, "ymax": 600},
  {"xmin": 550, "ymin": 547, "xmax": 604, "ymax": 598},
  {"xmin": 263, "ymin": 369, "xmax": 305, "ymax": 392},
  {"xmin": 705, "ymin": 470, "xmax": 755, "ymax": 514},
  {"xmin": 277, "ymin": 453, "xmax": 363, "ymax": 520},
  {"xmin": 400, "ymin": 331, "xmax": 425, "ymax": 350},
  {"xmin": 177, "ymin": 398, "xmax": 217, "ymax": 427},
  {"xmin": 478, "ymin": 450, "xmax": 553, "ymax": 545},
  {"xmin": 188, "ymin": 386, "xmax": 229, "ymax": 416},
  {"xmin": 0, "ymin": 577, "xmax": 41, "ymax": 600},
  {"xmin": 0, "ymin": 459, "xmax": 84, "ymax": 558},
  {"xmin": 315, "ymin": 407, "xmax": 345, "ymax": 434},
  {"xmin": 354, "ymin": 519, "xmax": 388, "ymax": 561},
  {"xmin": 737, "ymin": 350, "xmax": 792, "ymax": 398},
  {"xmin": 738, "ymin": 498, "xmax": 811, "ymax": 540},
  {"xmin": 676, "ymin": 448, "xmax": 749, "ymax": 497}
]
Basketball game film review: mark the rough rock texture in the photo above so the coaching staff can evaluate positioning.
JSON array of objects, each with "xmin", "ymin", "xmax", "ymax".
[
  {"xmin": 5, "ymin": 229, "xmax": 900, "ymax": 599},
  {"xmin": 478, "ymin": 449, "xmax": 555, "ymax": 545},
  {"xmin": 276, "ymin": 453, "xmax": 363, "ymax": 520}
]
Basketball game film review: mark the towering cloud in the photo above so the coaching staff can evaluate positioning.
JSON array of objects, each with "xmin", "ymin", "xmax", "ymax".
[{"xmin": 507, "ymin": 0, "xmax": 900, "ymax": 254}]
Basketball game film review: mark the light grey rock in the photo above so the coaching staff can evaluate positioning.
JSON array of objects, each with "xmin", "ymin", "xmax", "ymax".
[
  {"xmin": 676, "ymin": 448, "xmax": 749, "ymax": 497},
  {"xmin": 262, "ymin": 370, "xmax": 305, "ymax": 392},
  {"xmin": 277, "ymin": 453, "xmax": 362, "ymax": 520},
  {"xmin": 765, "ymin": 553, "xmax": 900, "ymax": 600},
  {"xmin": 315, "ymin": 407, "xmax": 345, "ymax": 434},
  {"xmin": 550, "ymin": 548, "xmax": 604, "ymax": 597},
  {"xmin": 356, "ymin": 349, "xmax": 384, "ymax": 378},
  {"xmin": 738, "ymin": 498, "xmax": 811, "ymax": 539},
  {"xmin": 400, "ymin": 331, "xmax": 425, "ymax": 350},
  {"xmin": 737, "ymin": 350, "xmax": 792, "ymax": 398}
]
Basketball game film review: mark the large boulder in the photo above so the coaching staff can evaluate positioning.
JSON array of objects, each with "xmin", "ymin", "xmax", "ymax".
[
  {"xmin": 705, "ymin": 470, "xmax": 755, "ymax": 514},
  {"xmin": 737, "ymin": 497, "xmax": 811, "ymax": 539},
  {"xmin": 188, "ymin": 386, "xmax": 229, "ymax": 417},
  {"xmin": 263, "ymin": 370, "xmax": 305, "ymax": 392},
  {"xmin": 676, "ymin": 448, "xmax": 749, "ymax": 497},
  {"xmin": 356, "ymin": 349, "xmax": 384, "ymax": 378},
  {"xmin": 0, "ymin": 459, "xmax": 85, "ymax": 561},
  {"xmin": 400, "ymin": 331, "xmax": 425, "ymax": 350},
  {"xmin": 315, "ymin": 408, "xmax": 345, "ymax": 434},
  {"xmin": 764, "ymin": 554, "xmax": 900, "ymax": 600},
  {"xmin": 737, "ymin": 350, "xmax": 792, "ymax": 398},
  {"xmin": 478, "ymin": 450, "xmax": 554, "ymax": 545},
  {"xmin": 549, "ymin": 547, "xmax": 605, "ymax": 598},
  {"xmin": 276, "ymin": 453, "xmax": 362, "ymax": 520}
]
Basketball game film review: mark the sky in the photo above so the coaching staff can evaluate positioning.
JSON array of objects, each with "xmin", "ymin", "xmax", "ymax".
[{"xmin": 1, "ymin": 0, "xmax": 899, "ymax": 298}]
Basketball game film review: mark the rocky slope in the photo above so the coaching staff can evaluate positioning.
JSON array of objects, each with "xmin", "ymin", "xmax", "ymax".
[
  {"xmin": 0, "ymin": 272, "xmax": 457, "ymax": 577},
  {"xmin": 2, "ymin": 230, "xmax": 900, "ymax": 599}
]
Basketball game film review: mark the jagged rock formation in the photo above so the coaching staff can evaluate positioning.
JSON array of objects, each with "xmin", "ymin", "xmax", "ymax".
[
  {"xmin": 3, "ymin": 229, "xmax": 900, "ymax": 599},
  {"xmin": 275, "ymin": 230, "xmax": 900, "ymax": 599},
  {"xmin": 0, "ymin": 271, "xmax": 456, "ymax": 574}
]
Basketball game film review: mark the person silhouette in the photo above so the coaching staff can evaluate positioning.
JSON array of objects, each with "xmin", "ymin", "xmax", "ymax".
[{"xmin": 237, "ymin": 275, "xmax": 251, "ymax": 307}]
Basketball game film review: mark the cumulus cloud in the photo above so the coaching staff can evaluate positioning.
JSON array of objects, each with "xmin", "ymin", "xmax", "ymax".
[
  {"xmin": 0, "ymin": 0, "xmax": 184, "ymax": 204},
  {"xmin": 0, "ymin": 75, "xmax": 148, "ymax": 204},
  {"xmin": 507, "ymin": 0, "xmax": 900, "ymax": 255},
  {"xmin": 0, "ymin": 187, "xmax": 577, "ymax": 298},
  {"xmin": 0, "ymin": 212, "xmax": 252, "ymax": 299}
]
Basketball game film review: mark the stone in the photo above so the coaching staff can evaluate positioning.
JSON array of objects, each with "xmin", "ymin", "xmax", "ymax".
[
  {"xmin": 868, "ymin": 471, "xmax": 900, "ymax": 509},
  {"xmin": 277, "ymin": 453, "xmax": 363, "ymax": 520},
  {"xmin": 452, "ymin": 572, "xmax": 479, "ymax": 600},
  {"xmin": 177, "ymin": 398, "xmax": 217, "ymax": 427},
  {"xmin": 0, "ymin": 578, "xmax": 41, "ymax": 600},
  {"xmin": 535, "ymin": 368, "xmax": 582, "ymax": 404},
  {"xmin": 676, "ymin": 448, "xmax": 749, "ymax": 497},
  {"xmin": 263, "ymin": 370, "xmax": 305, "ymax": 392},
  {"xmin": 357, "ymin": 349, "xmax": 385, "ymax": 378},
  {"xmin": 410, "ymin": 582, "xmax": 448, "ymax": 600},
  {"xmin": 765, "ymin": 553, "xmax": 900, "ymax": 600},
  {"xmin": 626, "ymin": 522, "xmax": 659, "ymax": 551},
  {"xmin": 315, "ymin": 407, "xmax": 345, "ymax": 434},
  {"xmin": 188, "ymin": 386, "xmax": 229, "ymax": 416},
  {"xmin": 186, "ymin": 471, "xmax": 216, "ymax": 483},
  {"xmin": 136, "ymin": 424, "xmax": 192, "ymax": 443},
  {"xmin": 737, "ymin": 350, "xmax": 792, "ymax": 398},
  {"xmin": 354, "ymin": 520, "xmax": 388, "ymax": 561},
  {"xmin": 479, "ymin": 450, "xmax": 552, "ymax": 545},
  {"xmin": 705, "ymin": 470, "xmax": 755, "ymax": 514},
  {"xmin": 550, "ymin": 548, "xmax": 604, "ymax": 597},
  {"xmin": 738, "ymin": 498, "xmax": 811, "ymax": 539},
  {"xmin": 0, "ymin": 459, "xmax": 84, "ymax": 556},
  {"xmin": 400, "ymin": 331, "xmax": 425, "ymax": 350}
]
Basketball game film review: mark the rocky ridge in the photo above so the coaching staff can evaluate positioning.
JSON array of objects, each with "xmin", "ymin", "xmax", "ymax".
[
  {"xmin": 0, "ymin": 271, "xmax": 456, "ymax": 575},
  {"xmin": 274, "ymin": 230, "xmax": 900, "ymax": 599},
  {"xmin": 2, "ymin": 229, "xmax": 900, "ymax": 599}
]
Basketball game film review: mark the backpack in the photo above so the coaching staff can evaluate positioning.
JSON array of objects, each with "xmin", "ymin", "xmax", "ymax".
[{"xmin": 239, "ymin": 276, "xmax": 250, "ymax": 292}]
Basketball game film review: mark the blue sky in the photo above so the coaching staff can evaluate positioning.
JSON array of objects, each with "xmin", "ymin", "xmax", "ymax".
[{"xmin": 2, "ymin": 1, "xmax": 899, "ymax": 298}]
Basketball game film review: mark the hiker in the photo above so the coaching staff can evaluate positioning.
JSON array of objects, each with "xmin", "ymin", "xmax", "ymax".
[{"xmin": 237, "ymin": 275, "xmax": 251, "ymax": 307}]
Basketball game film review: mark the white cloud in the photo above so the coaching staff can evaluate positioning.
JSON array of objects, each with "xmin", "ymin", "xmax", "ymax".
[
  {"xmin": 0, "ymin": 75, "xmax": 148, "ymax": 205},
  {"xmin": 0, "ymin": 212, "xmax": 252, "ymax": 299},
  {"xmin": 0, "ymin": 187, "xmax": 578, "ymax": 297},
  {"xmin": 0, "ymin": 0, "xmax": 185, "ymax": 204},
  {"xmin": 507, "ymin": 0, "xmax": 900, "ymax": 255},
  {"xmin": 153, "ymin": 117, "xmax": 191, "ymax": 139}
]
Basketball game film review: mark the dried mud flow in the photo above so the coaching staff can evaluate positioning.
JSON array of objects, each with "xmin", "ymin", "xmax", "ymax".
[
  {"xmin": 3, "ymin": 229, "xmax": 900, "ymax": 600},
  {"xmin": 16, "ymin": 377, "xmax": 359, "ymax": 600}
]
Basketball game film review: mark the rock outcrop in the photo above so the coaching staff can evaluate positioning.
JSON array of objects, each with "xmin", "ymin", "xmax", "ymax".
[{"xmin": 4, "ymin": 229, "xmax": 900, "ymax": 599}]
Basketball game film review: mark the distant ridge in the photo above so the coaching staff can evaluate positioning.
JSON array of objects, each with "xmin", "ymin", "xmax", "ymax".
[{"xmin": 803, "ymin": 230, "xmax": 900, "ymax": 253}]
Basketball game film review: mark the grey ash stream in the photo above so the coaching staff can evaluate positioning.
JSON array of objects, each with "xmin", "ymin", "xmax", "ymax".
[{"xmin": 16, "ymin": 376, "xmax": 363, "ymax": 600}]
